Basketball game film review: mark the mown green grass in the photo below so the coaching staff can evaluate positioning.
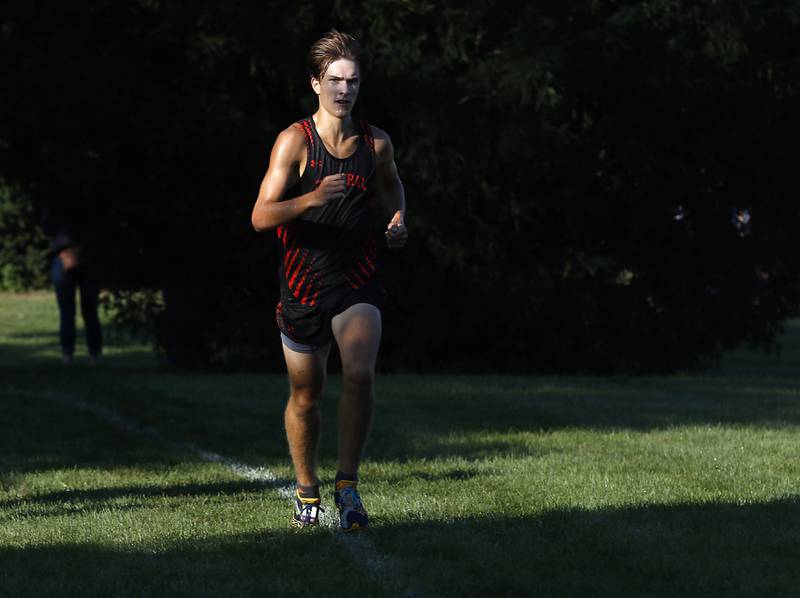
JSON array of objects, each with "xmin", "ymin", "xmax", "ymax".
[{"xmin": 1, "ymin": 291, "xmax": 799, "ymax": 596}]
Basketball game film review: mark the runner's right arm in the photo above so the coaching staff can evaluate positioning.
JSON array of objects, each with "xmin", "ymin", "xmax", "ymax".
[{"xmin": 251, "ymin": 126, "xmax": 345, "ymax": 231}]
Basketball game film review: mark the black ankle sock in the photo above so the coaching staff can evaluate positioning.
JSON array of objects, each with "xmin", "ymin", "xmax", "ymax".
[
  {"xmin": 335, "ymin": 471, "xmax": 358, "ymax": 485},
  {"xmin": 297, "ymin": 483, "xmax": 320, "ymax": 499}
]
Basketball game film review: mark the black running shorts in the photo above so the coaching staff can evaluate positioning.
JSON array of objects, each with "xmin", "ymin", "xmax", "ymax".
[{"xmin": 276, "ymin": 281, "xmax": 386, "ymax": 347}]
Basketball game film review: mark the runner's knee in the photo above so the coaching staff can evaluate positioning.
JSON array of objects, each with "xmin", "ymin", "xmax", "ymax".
[
  {"xmin": 342, "ymin": 364, "xmax": 374, "ymax": 390},
  {"xmin": 288, "ymin": 389, "xmax": 322, "ymax": 414}
]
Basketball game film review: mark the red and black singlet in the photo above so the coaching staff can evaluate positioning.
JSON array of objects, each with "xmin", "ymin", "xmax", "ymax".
[{"xmin": 276, "ymin": 116, "xmax": 380, "ymax": 308}]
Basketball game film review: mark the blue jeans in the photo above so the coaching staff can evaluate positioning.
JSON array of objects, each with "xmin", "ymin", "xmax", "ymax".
[{"xmin": 52, "ymin": 256, "xmax": 102, "ymax": 357}]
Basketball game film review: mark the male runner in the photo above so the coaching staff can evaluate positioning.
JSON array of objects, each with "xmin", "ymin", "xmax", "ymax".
[{"xmin": 250, "ymin": 30, "xmax": 407, "ymax": 531}]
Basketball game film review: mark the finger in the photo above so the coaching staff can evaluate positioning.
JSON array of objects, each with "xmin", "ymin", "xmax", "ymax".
[{"xmin": 386, "ymin": 227, "xmax": 407, "ymax": 239}]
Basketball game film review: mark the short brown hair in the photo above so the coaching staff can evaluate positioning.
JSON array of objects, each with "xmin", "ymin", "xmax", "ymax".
[{"xmin": 308, "ymin": 30, "xmax": 362, "ymax": 81}]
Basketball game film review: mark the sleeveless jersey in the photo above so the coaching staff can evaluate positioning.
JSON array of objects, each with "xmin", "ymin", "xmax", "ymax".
[{"xmin": 276, "ymin": 116, "xmax": 380, "ymax": 307}]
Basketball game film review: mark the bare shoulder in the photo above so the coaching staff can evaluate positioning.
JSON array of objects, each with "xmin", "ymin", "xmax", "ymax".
[
  {"xmin": 368, "ymin": 123, "xmax": 390, "ymax": 141},
  {"xmin": 272, "ymin": 124, "xmax": 307, "ymax": 158},
  {"xmin": 367, "ymin": 124, "xmax": 394, "ymax": 165}
]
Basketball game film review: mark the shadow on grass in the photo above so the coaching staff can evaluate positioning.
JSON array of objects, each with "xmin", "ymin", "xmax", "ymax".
[
  {"xmin": 0, "ymin": 525, "xmax": 385, "ymax": 597},
  {"xmin": 6, "ymin": 330, "xmax": 56, "ymax": 340},
  {"xmin": 0, "ymin": 480, "xmax": 275, "ymax": 522},
  {"xmin": 0, "ymin": 337, "xmax": 61, "ymax": 363},
  {"xmin": 4, "ymin": 369, "xmax": 800, "ymax": 470},
  {"xmin": 0, "ymin": 389, "xmax": 198, "ymax": 477},
  {"xmin": 371, "ymin": 495, "xmax": 800, "ymax": 597},
  {"xmin": 3, "ymin": 318, "xmax": 800, "ymax": 470},
  {"xmin": 368, "ymin": 372, "xmax": 800, "ymax": 453},
  {"xmin": 7, "ymin": 329, "xmax": 153, "ymax": 346},
  {"xmin": 1, "ymin": 497, "xmax": 797, "ymax": 597},
  {"xmin": 0, "ymin": 340, "xmax": 156, "ymax": 374}
]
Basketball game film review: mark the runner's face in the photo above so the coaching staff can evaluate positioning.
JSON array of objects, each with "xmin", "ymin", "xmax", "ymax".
[{"xmin": 312, "ymin": 59, "xmax": 360, "ymax": 117}]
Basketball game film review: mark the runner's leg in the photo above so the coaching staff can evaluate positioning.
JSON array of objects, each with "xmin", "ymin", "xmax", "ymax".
[
  {"xmin": 331, "ymin": 303, "xmax": 381, "ymax": 477},
  {"xmin": 283, "ymin": 342, "xmax": 331, "ymax": 487}
]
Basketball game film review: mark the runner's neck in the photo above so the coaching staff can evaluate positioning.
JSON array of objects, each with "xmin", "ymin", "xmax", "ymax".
[{"xmin": 313, "ymin": 110, "xmax": 356, "ymax": 145}]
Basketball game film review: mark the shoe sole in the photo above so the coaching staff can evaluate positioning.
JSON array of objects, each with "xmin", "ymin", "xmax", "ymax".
[
  {"xmin": 341, "ymin": 522, "xmax": 367, "ymax": 532},
  {"xmin": 290, "ymin": 517, "xmax": 319, "ymax": 528}
]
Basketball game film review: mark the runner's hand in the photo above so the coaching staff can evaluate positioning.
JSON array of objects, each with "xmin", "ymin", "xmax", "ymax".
[
  {"xmin": 308, "ymin": 173, "xmax": 346, "ymax": 207},
  {"xmin": 385, "ymin": 220, "xmax": 408, "ymax": 250}
]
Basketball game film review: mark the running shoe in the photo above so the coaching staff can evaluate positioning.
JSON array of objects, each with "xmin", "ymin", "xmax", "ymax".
[
  {"xmin": 291, "ymin": 489, "xmax": 323, "ymax": 528},
  {"xmin": 333, "ymin": 480, "xmax": 369, "ymax": 532}
]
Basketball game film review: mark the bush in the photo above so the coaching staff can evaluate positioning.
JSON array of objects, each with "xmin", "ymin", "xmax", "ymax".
[{"xmin": 0, "ymin": 184, "xmax": 49, "ymax": 291}]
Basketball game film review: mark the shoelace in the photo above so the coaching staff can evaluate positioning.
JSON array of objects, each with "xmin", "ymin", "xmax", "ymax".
[
  {"xmin": 338, "ymin": 487, "xmax": 364, "ymax": 511},
  {"xmin": 298, "ymin": 501, "xmax": 324, "ymax": 521}
]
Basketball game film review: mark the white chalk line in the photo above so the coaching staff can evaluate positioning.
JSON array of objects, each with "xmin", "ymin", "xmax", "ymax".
[{"xmin": 5, "ymin": 388, "xmax": 422, "ymax": 598}]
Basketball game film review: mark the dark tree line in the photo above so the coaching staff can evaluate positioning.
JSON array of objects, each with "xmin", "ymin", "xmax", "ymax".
[{"xmin": 1, "ymin": 1, "xmax": 799, "ymax": 372}]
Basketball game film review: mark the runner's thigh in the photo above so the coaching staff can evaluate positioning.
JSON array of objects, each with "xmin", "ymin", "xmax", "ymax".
[
  {"xmin": 283, "ymin": 342, "xmax": 331, "ymax": 396},
  {"xmin": 331, "ymin": 303, "xmax": 382, "ymax": 374}
]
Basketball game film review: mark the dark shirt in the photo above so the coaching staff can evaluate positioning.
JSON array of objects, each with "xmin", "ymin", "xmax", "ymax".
[
  {"xmin": 276, "ymin": 117, "xmax": 380, "ymax": 307},
  {"xmin": 40, "ymin": 206, "xmax": 79, "ymax": 256}
]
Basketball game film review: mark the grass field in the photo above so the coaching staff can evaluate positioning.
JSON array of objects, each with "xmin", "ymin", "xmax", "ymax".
[{"xmin": 1, "ymin": 291, "xmax": 799, "ymax": 597}]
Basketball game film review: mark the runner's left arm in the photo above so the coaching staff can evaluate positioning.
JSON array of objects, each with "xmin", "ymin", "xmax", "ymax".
[{"xmin": 373, "ymin": 129, "xmax": 408, "ymax": 250}]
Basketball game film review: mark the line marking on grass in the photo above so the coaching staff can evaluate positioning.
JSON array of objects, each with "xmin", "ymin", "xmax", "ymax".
[{"xmin": 6, "ymin": 388, "xmax": 422, "ymax": 598}]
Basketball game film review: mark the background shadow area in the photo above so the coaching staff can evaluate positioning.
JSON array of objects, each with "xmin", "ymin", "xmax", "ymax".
[
  {"xmin": 370, "ymin": 496, "xmax": 800, "ymax": 596},
  {"xmin": 1, "ymin": 497, "xmax": 797, "ymax": 597}
]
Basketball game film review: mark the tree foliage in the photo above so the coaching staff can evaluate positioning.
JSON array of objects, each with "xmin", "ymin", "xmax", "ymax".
[
  {"xmin": 0, "ymin": 185, "xmax": 49, "ymax": 291},
  {"xmin": 1, "ymin": 0, "xmax": 798, "ymax": 371}
]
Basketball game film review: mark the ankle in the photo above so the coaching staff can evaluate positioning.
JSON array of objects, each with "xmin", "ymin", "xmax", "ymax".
[
  {"xmin": 296, "ymin": 483, "xmax": 320, "ymax": 500},
  {"xmin": 335, "ymin": 471, "xmax": 358, "ymax": 491}
]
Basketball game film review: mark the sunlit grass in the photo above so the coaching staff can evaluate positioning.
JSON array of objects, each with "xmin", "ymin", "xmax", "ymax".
[{"xmin": 1, "ymin": 291, "xmax": 799, "ymax": 596}]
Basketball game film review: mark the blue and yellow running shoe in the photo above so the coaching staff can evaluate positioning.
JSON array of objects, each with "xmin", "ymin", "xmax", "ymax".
[
  {"xmin": 291, "ymin": 490, "xmax": 323, "ymax": 528},
  {"xmin": 333, "ymin": 480, "xmax": 368, "ymax": 532}
]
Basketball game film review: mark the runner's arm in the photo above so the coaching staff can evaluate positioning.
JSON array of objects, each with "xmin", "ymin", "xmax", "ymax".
[
  {"xmin": 373, "ymin": 128, "xmax": 408, "ymax": 249},
  {"xmin": 251, "ymin": 127, "xmax": 344, "ymax": 231}
]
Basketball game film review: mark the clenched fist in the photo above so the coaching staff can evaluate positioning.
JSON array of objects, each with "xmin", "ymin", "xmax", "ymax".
[
  {"xmin": 385, "ymin": 220, "xmax": 408, "ymax": 250},
  {"xmin": 308, "ymin": 173, "xmax": 347, "ymax": 208}
]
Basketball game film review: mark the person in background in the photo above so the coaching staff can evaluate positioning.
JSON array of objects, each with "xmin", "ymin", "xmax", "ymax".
[{"xmin": 42, "ymin": 207, "xmax": 103, "ymax": 365}]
